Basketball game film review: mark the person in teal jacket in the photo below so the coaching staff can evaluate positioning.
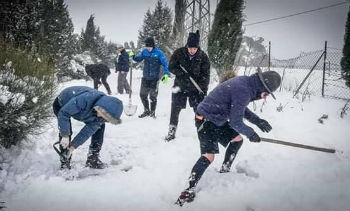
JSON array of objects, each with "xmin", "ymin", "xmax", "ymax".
[{"xmin": 133, "ymin": 37, "xmax": 169, "ymax": 118}]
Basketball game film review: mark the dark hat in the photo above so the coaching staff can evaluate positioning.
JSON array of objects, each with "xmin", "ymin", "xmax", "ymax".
[
  {"xmin": 186, "ymin": 30, "xmax": 200, "ymax": 48},
  {"xmin": 256, "ymin": 67, "xmax": 281, "ymax": 100},
  {"xmin": 145, "ymin": 37, "xmax": 155, "ymax": 47}
]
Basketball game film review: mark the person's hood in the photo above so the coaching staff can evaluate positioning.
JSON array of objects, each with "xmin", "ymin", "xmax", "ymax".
[{"xmin": 94, "ymin": 96, "xmax": 123, "ymax": 124}]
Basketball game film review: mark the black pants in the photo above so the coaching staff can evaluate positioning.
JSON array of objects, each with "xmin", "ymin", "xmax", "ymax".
[
  {"xmin": 93, "ymin": 75, "xmax": 111, "ymax": 94},
  {"xmin": 140, "ymin": 78, "xmax": 159, "ymax": 112},
  {"xmin": 169, "ymin": 91, "xmax": 204, "ymax": 126},
  {"xmin": 52, "ymin": 97, "xmax": 105, "ymax": 154}
]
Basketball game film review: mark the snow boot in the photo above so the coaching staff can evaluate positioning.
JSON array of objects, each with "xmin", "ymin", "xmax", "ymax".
[
  {"xmin": 86, "ymin": 154, "xmax": 106, "ymax": 169},
  {"xmin": 164, "ymin": 125, "xmax": 177, "ymax": 142},
  {"xmin": 138, "ymin": 110, "xmax": 150, "ymax": 118},
  {"xmin": 175, "ymin": 188, "xmax": 196, "ymax": 206}
]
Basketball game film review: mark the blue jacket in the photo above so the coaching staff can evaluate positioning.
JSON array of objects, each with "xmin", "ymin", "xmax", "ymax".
[
  {"xmin": 197, "ymin": 75, "xmax": 266, "ymax": 138},
  {"xmin": 57, "ymin": 86, "xmax": 123, "ymax": 148},
  {"xmin": 133, "ymin": 47, "xmax": 169, "ymax": 80},
  {"xmin": 115, "ymin": 49, "xmax": 130, "ymax": 72}
]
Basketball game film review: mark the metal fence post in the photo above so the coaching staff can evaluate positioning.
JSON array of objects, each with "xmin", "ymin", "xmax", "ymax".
[
  {"xmin": 268, "ymin": 41, "xmax": 271, "ymax": 70},
  {"xmin": 322, "ymin": 41, "xmax": 327, "ymax": 97}
]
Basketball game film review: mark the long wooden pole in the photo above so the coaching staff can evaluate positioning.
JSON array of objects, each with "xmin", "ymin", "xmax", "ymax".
[{"xmin": 261, "ymin": 137, "xmax": 336, "ymax": 153}]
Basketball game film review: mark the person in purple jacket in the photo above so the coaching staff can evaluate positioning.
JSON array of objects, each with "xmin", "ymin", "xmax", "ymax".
[{"xmin": 175, "ymin": 68, "xmax": 281, "ymax": 206}]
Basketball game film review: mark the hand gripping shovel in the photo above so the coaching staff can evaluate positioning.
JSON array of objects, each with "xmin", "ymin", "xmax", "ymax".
[{"xmin": 124, "ymin": 67, "xmax": 137, "ymax": 116}]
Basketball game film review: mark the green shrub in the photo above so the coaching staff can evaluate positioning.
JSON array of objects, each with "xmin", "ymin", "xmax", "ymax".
[{"xmin": 0, "ymin": 44, "xmax": 56, "ymax": 148}]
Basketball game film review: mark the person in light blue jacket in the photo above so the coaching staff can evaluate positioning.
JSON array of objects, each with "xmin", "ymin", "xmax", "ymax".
[
  {"xmin": 133, "ymin": 37, "xmax": 169, "ymax": 118},
  {"xmin": 53, "ymin": 86, "xmax": 123, "ymax": 169}
]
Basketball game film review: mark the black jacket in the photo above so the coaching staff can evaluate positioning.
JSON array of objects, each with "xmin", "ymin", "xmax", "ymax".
[
  {"xmin": 169, "ymin": 47, "xmax": 210, "ymax": 93},
  {"xmin": 85, "ymin": 64, "xmax": 111, "ymax": 79},
  {"xmin": 115, "ymin": 49, "xmax": 130, "ymax": 72}
]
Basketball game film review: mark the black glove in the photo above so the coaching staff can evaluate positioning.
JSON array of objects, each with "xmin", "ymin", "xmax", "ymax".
[
  {"xmin": 256, "ymin": 119, "xmax": 272, "ymax": 133},
  {"xmin": 249, "ymin": 132, "xmax": 261, "ymax": 142}
]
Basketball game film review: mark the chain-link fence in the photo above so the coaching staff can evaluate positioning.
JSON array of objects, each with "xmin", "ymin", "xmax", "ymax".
[{"xmin": 241, "ymin": 42, "xmax": 349, "ymax": 100}]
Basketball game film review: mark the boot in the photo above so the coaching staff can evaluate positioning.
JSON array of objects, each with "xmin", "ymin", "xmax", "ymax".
[
  {"xmin": 86, "ymin": 154, "xmax": 106, "ymax": 169},
  {"xmin": 164, "ymin": 125, "xmax": 177, "ymax": 142},
  {"xmin": 138, "ymin": 110, "xmax": 150, "ymax": 118},
  {"xmin": 149, "ymin": 110, "xmax": 156, "ymax": 118}
]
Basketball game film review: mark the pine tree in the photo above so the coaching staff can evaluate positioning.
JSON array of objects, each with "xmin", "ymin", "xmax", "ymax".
[
  {"xmin": 81, "ymin": 15, "xmax": 97, "ymax": 52},
  {"xmin": 341, "ymin": 5, "xmax": 350, "ymax": 88},
  {"xmin": 138, "ymin": 0, "xmax": 172, "ymax": 52},
  {"xmin": 208, "ymin": 0, "xmax": 245, "ymax": 76}
]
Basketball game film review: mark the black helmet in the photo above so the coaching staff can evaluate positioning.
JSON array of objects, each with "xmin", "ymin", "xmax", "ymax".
[{"xmin": 256, "ymin": 67, "xmax": 281, "ymax": 99}]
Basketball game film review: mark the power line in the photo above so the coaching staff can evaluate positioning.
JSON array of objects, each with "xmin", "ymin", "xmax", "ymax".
[{"xmin": 243, "ymin": 1, "xmax": 348, "ymax": 27}]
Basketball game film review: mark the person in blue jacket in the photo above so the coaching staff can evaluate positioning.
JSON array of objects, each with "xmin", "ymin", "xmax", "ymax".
[
  {"xmin": 115, "ymin": 44, "xmax": 131, "ymax": 94},
  {"xmin": 52, "ymin": 86, "xmax": 123, "ymax": 169},
  {"xmin": 175, "ymin": 69, "xmax": 281, "ymax": 206},
  {"xmin": 133, "ymin": 37, "xmax": 169, "ymax": 118}
]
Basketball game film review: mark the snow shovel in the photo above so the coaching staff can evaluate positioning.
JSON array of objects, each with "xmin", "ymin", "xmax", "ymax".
[{"xmin": 124, "ymin": 68, "xmax": 137, "ymax": 116}]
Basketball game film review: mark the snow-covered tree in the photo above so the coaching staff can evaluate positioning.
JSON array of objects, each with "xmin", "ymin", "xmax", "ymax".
[
  {"xmin": 208, "ymin": 0, "xmax": 245, "ymax": 76},
  {"xmin": 138, "ymin": 0, "xmax": 173, "ymax": 52},
  {"xmin": 236, "ymin": 36, "xmax": 267, "ymax": 74},
  {"xmin": 80, "ymin": 15, "xmax": 110, "ymax": 65},
  {"xmin": 341, "ymin": 5, "xmax": 350, "ymax": 88},
  {"xmin": 0, "ymin": 44, "xmax": 56, "ymax": 148}
]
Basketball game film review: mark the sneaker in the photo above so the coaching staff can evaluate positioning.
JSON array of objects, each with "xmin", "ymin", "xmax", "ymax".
[
  {"xmin": 138, "ymin": 111, "xmax": 150, "ymax": 118},
  {"xmin": 175, "ymin": 188, "xmax": 196, "ymax": 206},
  {"xmin": 86, "ymin": 154, "xmax": 106, "ymax": 169},
  {"xmin": 164, "ymin": 125, "xmax": 177, "ymax": 142}
]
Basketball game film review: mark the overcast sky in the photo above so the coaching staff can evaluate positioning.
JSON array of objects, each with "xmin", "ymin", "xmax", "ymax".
[{"xmin": 65, "ymin": 0, "xmax": 349, "ymax": 59}]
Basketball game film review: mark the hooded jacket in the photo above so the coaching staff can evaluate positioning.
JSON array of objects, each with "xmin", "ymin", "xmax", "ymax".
[
  {"xmin": 57, "ymin": 86, "xmax": 123, "ymax": 148},
  {"xmin": 197, "ymin": 75, "xmax": 267, "ymax": 138}
]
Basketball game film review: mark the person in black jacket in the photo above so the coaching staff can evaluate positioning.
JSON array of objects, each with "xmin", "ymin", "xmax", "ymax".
[
  {"xmin": 115, "ymin": 44, "xmax": 131, "ymax": 94},
  {"xmin": 164, "ymin": 30, "xmax": 210, "ymax": 141},
  {"xmin": 85, "ymin": 63, "xmax": 112, "ymax": 95}
]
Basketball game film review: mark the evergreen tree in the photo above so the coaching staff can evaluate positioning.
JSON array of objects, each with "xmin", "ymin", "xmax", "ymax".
[
  {"xmin": 81, "ymin": 15, "xmax": 97, "ymax": 52},
  {"xmin": 207, "ymin": 0, "xmax": 245, "ymax": 76},
  {"xmin": 341, "ymin": 5, "xmax": 350, "ymax": 88},
  {"xmin": 138, "ymin": 0, "xmax": 172, "ymax": 52}
]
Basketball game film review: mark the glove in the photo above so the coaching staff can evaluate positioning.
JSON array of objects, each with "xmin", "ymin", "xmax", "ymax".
[
  {"xmin": 249, "ymin": 132, "xmax": 261, "ymax": 143},
  {"xmin": 256, "ymin": 119, "xmax": 272, "ymax": 133},
  {"xmin": 60, "ymin": 136, "xmax": 70, "ymax": 149},
  {"xmin": 162, "ymin": 74, "xmax": 169, "ymax": 84},
  {"xmin": 128, "ymin": 50, "xmax": 135, "ymax": 57}
]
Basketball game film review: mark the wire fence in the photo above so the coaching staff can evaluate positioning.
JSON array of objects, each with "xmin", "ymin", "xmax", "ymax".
[{"xmin": 241, "ymin": 42, "xmax": 349, "ymax": 100}]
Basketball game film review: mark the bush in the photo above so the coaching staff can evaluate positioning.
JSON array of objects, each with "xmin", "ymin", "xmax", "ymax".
[{"xmin": 0, "ymin": 44, "xmax": 56, "ymax": 148}]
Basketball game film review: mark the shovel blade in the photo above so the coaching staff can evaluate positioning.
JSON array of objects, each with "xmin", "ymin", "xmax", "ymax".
[{"xmin": 124, "ymin": 104, "xmax": 137, "ymax": 116}]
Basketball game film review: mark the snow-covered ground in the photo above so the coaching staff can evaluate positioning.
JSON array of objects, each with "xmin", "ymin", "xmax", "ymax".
[{"xmin": 0, "ymin": 68, "xmax": 349, "ymax": 211}]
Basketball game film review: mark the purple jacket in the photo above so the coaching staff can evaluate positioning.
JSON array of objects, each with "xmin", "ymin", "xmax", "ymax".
[{"xmin": 197, "ymin": 75, "xmax": 266, "ymax": 138}]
